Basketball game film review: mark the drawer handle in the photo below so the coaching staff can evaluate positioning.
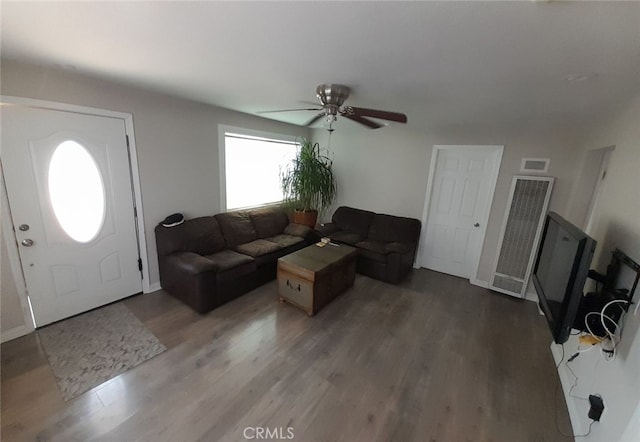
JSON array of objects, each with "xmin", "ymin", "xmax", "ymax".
[{"xmin": 286, "ymin": 280, "xmax": 301, "ymax": 291}]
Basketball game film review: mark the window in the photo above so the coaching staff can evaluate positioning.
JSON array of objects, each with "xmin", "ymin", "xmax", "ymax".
[
  {"xmin": 221, "ymin": 128, "xmax": 299, "ymax": 211},
  {"xmin": 48, "ymin": 140, "xmax": 105, "ymax": 242}
]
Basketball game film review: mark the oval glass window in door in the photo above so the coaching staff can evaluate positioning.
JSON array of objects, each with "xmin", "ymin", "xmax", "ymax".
[{"xmin": 48, "ymin": 140, "xmax": 106, "ymax": 243}]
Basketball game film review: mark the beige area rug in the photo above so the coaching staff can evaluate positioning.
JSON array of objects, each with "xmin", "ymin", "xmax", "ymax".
[{"xmin": 38, "ymin": 303, "xmax": 166, "ymax": 401}]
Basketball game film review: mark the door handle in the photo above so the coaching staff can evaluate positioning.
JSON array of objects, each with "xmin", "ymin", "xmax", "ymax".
[
  {"xmin": 21, "ymin": 239, "xmax": 34, "ymax": 247},
  {"xmin": 474, "ymin": 223, "xmax": 480, "ymax": 228}
]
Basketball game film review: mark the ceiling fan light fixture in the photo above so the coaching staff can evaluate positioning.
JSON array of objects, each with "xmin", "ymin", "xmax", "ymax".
[{"xmin": 325, "ymin": 114, "xmax": 337, "ymax": 124}]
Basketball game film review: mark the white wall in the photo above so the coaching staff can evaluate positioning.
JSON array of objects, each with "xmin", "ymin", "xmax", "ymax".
[
  {"xmin": 0, "ymin": 60, "xmax": 309, "ymax": 332},
  {"xmin": 567, "ymin": 147, "xmax": 612, "ymax": 230},
  {"xmin": 312, "ymin": 126, "xmax": 431, "ymax": 222},
  {"xmin": 314, "ymin": 116, "xmax": 589, "ymax": 284},
  {"xmin": 554, "ymin": 93, "xmax": 640, "ymax": 442}
]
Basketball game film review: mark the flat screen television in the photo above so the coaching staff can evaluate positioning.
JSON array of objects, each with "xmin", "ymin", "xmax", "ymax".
[{"xmin": 532, "ymin": 212, "xmax": 597, "ymax": 344}]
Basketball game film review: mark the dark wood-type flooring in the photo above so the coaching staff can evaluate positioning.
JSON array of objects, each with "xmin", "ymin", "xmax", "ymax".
[{"xmin": 1, "ymin": 269, "xmax": 572, "ymax": 441}]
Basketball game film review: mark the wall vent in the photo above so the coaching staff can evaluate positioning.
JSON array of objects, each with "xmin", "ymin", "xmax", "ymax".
[
  {"xmin": 521, "ymin": 158, "xmax": 550, "ymax": 173},
  {"xmin": 490, "ymin": 176, "xmax": 554, "ymax": 298}
]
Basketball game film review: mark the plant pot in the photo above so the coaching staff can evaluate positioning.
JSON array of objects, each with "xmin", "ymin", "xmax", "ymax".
[{"xmin": 292, "ymin": 209, "xmax": 318, "ymax": 228}]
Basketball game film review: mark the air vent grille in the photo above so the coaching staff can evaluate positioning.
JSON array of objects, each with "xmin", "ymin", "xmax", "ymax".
[
  {"xmin": 493, "ymin": 275, "xmax": 524, "ymax": 294},
  {"xmin": 521, "ymin": 158, "xmax": 550, "ymax": 173},
  {"xmin": 491, "ymin": 176, "xmax": 554, "ymax": 297}
]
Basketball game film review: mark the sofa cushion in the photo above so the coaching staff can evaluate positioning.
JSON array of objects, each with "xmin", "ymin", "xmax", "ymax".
[
  {"xmin": 235, "ymin": 239, "xmax": 283, "ymax": 257},
  {"xmin": 330, "ymin": 230, "xmax": 364, "ymax": 245},
  {"xmin": 216, "ymin": 262, "xmax": 257, "ymax": 284},
  {"xmin": 204, "ymin": 249, "xmax": 255, "ymax": 272},
  {"xmin": 266, "ymin": 234, "xmax": 305, "ymax": 248},
  {"xmin": 155, "ymin": 216, "xmax": 225, "ymax": 257},
  {"xmin": 385, "ymin": 242, "xmax": 412, "ymax": 254},
  {"xmin": 355, "ymin": 240, "xmax": 388, "ymax": 264},
  {"xmin": 249, "ymin": 208, "xmax": 289, "ymax": 238},
  {"xmin": 369, "ymin": 214, "xmax": 422, "ymax": 244},
  {"xmin": 332, "ymin": 206, "xmax": 376, "ymax": 238},
  {"xmin": 202, "ymin": 250, "xmax": 256, "ymax": 284},
  {"xmin": 283, "ymin": 223, "xmax": 312, "ymax": 238},
  {"xmin": 215, "ymin": 211, "xmax": 258, "ymax": 247}
]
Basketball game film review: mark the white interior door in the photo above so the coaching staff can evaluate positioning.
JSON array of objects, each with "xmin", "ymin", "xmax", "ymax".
[
  {"xmin": 2, "ymin": 105, "xmax": 142, "ymax": 326},
  {"xmin": 421, "ymin": 146, "xmax": 502, "ymax": 279}
]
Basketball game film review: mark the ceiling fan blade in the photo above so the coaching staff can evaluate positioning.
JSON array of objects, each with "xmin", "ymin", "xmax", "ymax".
[
  {"xmin": 305, "ymin": 113, "xmax": 326, "ymax": 127},
  {"xmin": 343, "ymin": 114, "xmax": 383, "ymax": 129},
  {"xmin": 343, "ymin": 106, "xmax": 407, "ymax": 123},
  {"xmin": 257, "ymin": 107, "xmax": 322, "ymax": 114}
]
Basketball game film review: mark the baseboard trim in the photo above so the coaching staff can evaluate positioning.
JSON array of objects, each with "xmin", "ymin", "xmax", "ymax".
[
  {"xmin": 470, "ymin": 279, "xmax": 489, "ymax": 289},
  {"xmin": 145, "ymin": 282, "xmax": 162, "ymax": 293},
  {"xmin": 1, "ymin": 324, "xmax": 33, "ymax": 343},
  {"xmin": 524, "ymin": 290, "xmax": 539, "ymax": 303}
]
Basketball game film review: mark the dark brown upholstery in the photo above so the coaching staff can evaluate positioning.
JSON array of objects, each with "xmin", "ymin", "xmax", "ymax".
[
  {"xmin": 368, "ymin": 213, "xmax": 421, "ymax": 244},
  {"xmin": 156, "ymin": 206, "xmax": 313, "ymax": 313},
  {"xmin": 235, "ymin": 239, "xmax": 283, "ymax": 257},
  {"xmin": 330, "ymin": 231, "xmax": 364, "ymax": 245},
  {"xmin": 355, "ymin": 240, "xmax": 388, "ymax": 263},
  {"xmin": 266, "ymin": 234, "xmax": 305, "ymax": 248},
  {"xmin": 204, "ymin": 249, "xmax": 254, "ymax": 271},
  {"xmin": 155, "ymin": 216, "xmax": 225, "ymax": 257},
  {"xmin": 316, "ymin": 206, "xmax": 421, "ymax": 283},
  {"xmin": 250, "ymin": 208, "xmax": 289, "ymax": 238},
  {"xmin": 331, "ymin": 206, "xmax": 375, "ymax": 237},
  {"xmin": 214, "ymin": 211, "xmax": 257, "ymax": 247}
]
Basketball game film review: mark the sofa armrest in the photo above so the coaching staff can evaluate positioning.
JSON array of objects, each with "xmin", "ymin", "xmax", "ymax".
[{"xmin": 165, "ymin": 252, "xmax": 218, "ymax": 275}]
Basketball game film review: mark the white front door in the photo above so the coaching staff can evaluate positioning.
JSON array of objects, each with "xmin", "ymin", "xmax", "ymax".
[
  {"xmin": 421, "ymin": 146, "xmax": 503, "ymax": 279},
  {"xmin": 2, "ymin": 105, "xmax": 142, "ymax": 326}
]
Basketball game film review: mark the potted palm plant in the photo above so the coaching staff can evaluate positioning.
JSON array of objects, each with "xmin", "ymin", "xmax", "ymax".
[{"xmin": 281, "ymin": 138, "xmax": 336, "ymax": 227}]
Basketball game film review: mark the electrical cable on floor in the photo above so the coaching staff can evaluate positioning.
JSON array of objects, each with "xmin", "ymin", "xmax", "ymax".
[
  {"xmin": 566, "ymin": 357, "xmax": 589, "ymax": 402},
  {"xmin": 554, "ymin": 343, "xmax": 576, "ymax": 439},
  {"xmin": 575, "ymin": 420, "xmax": 596, "ymax": 438},
  {"xmin": 554, "ymin": 343, "xmax": 598, "ymax": 438}
]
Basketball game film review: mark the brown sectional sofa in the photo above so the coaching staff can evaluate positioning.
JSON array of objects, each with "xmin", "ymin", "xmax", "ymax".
[
  {"xmin": 155, "ymin": 207, "xmax": 313, "ymax": 313},
  {"xmin": 316, "ymin": 206, "xmax": 421, "ymax": 284}
]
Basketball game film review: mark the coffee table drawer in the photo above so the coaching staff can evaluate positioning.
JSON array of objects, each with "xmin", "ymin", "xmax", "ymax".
[{"xmin": 278, "ymin": 272, "xmax": 313, "ymax": 314}]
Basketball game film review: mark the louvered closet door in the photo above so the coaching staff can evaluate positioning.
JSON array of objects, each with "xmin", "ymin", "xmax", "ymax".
[{"xmin": 490, "ymin": 176, "xmax": 554, "ymax": 298}]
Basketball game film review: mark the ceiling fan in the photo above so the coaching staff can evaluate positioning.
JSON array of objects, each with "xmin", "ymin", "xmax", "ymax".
[{"xmin": 258, "ymin": 84, "xmax": 407, "ymax": 131}]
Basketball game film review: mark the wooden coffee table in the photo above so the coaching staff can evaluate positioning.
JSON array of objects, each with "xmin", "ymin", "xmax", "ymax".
[{"xmin": 277, "ymin": 243, "xmax": 357, "ymax": 316}]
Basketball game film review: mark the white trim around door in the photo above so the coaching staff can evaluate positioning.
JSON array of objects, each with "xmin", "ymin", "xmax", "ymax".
[
  {"xmin": 418, "ymin": 145, "xmax": 503, "ymax": 285},
  {"xmin": 0, "ymin": 95, "xmax": 151, "ymax": 298},
  {"xmin": 1, "ymin": 168, "xmax": 36, "ymax": 340}
]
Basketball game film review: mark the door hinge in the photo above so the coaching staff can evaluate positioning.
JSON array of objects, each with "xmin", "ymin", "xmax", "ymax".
[
  {"xmin": 138, "ymin": 258, "xmax": 143, "ymax": 272},
  {"xmin": 126, "ymin": 135, "xmax": 130, "ymax": 147}
]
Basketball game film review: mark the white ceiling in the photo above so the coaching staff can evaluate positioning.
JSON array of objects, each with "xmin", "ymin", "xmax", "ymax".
[{"xmin": 2, "ymin": 1, "xmax": 639, "ymax": 130}]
